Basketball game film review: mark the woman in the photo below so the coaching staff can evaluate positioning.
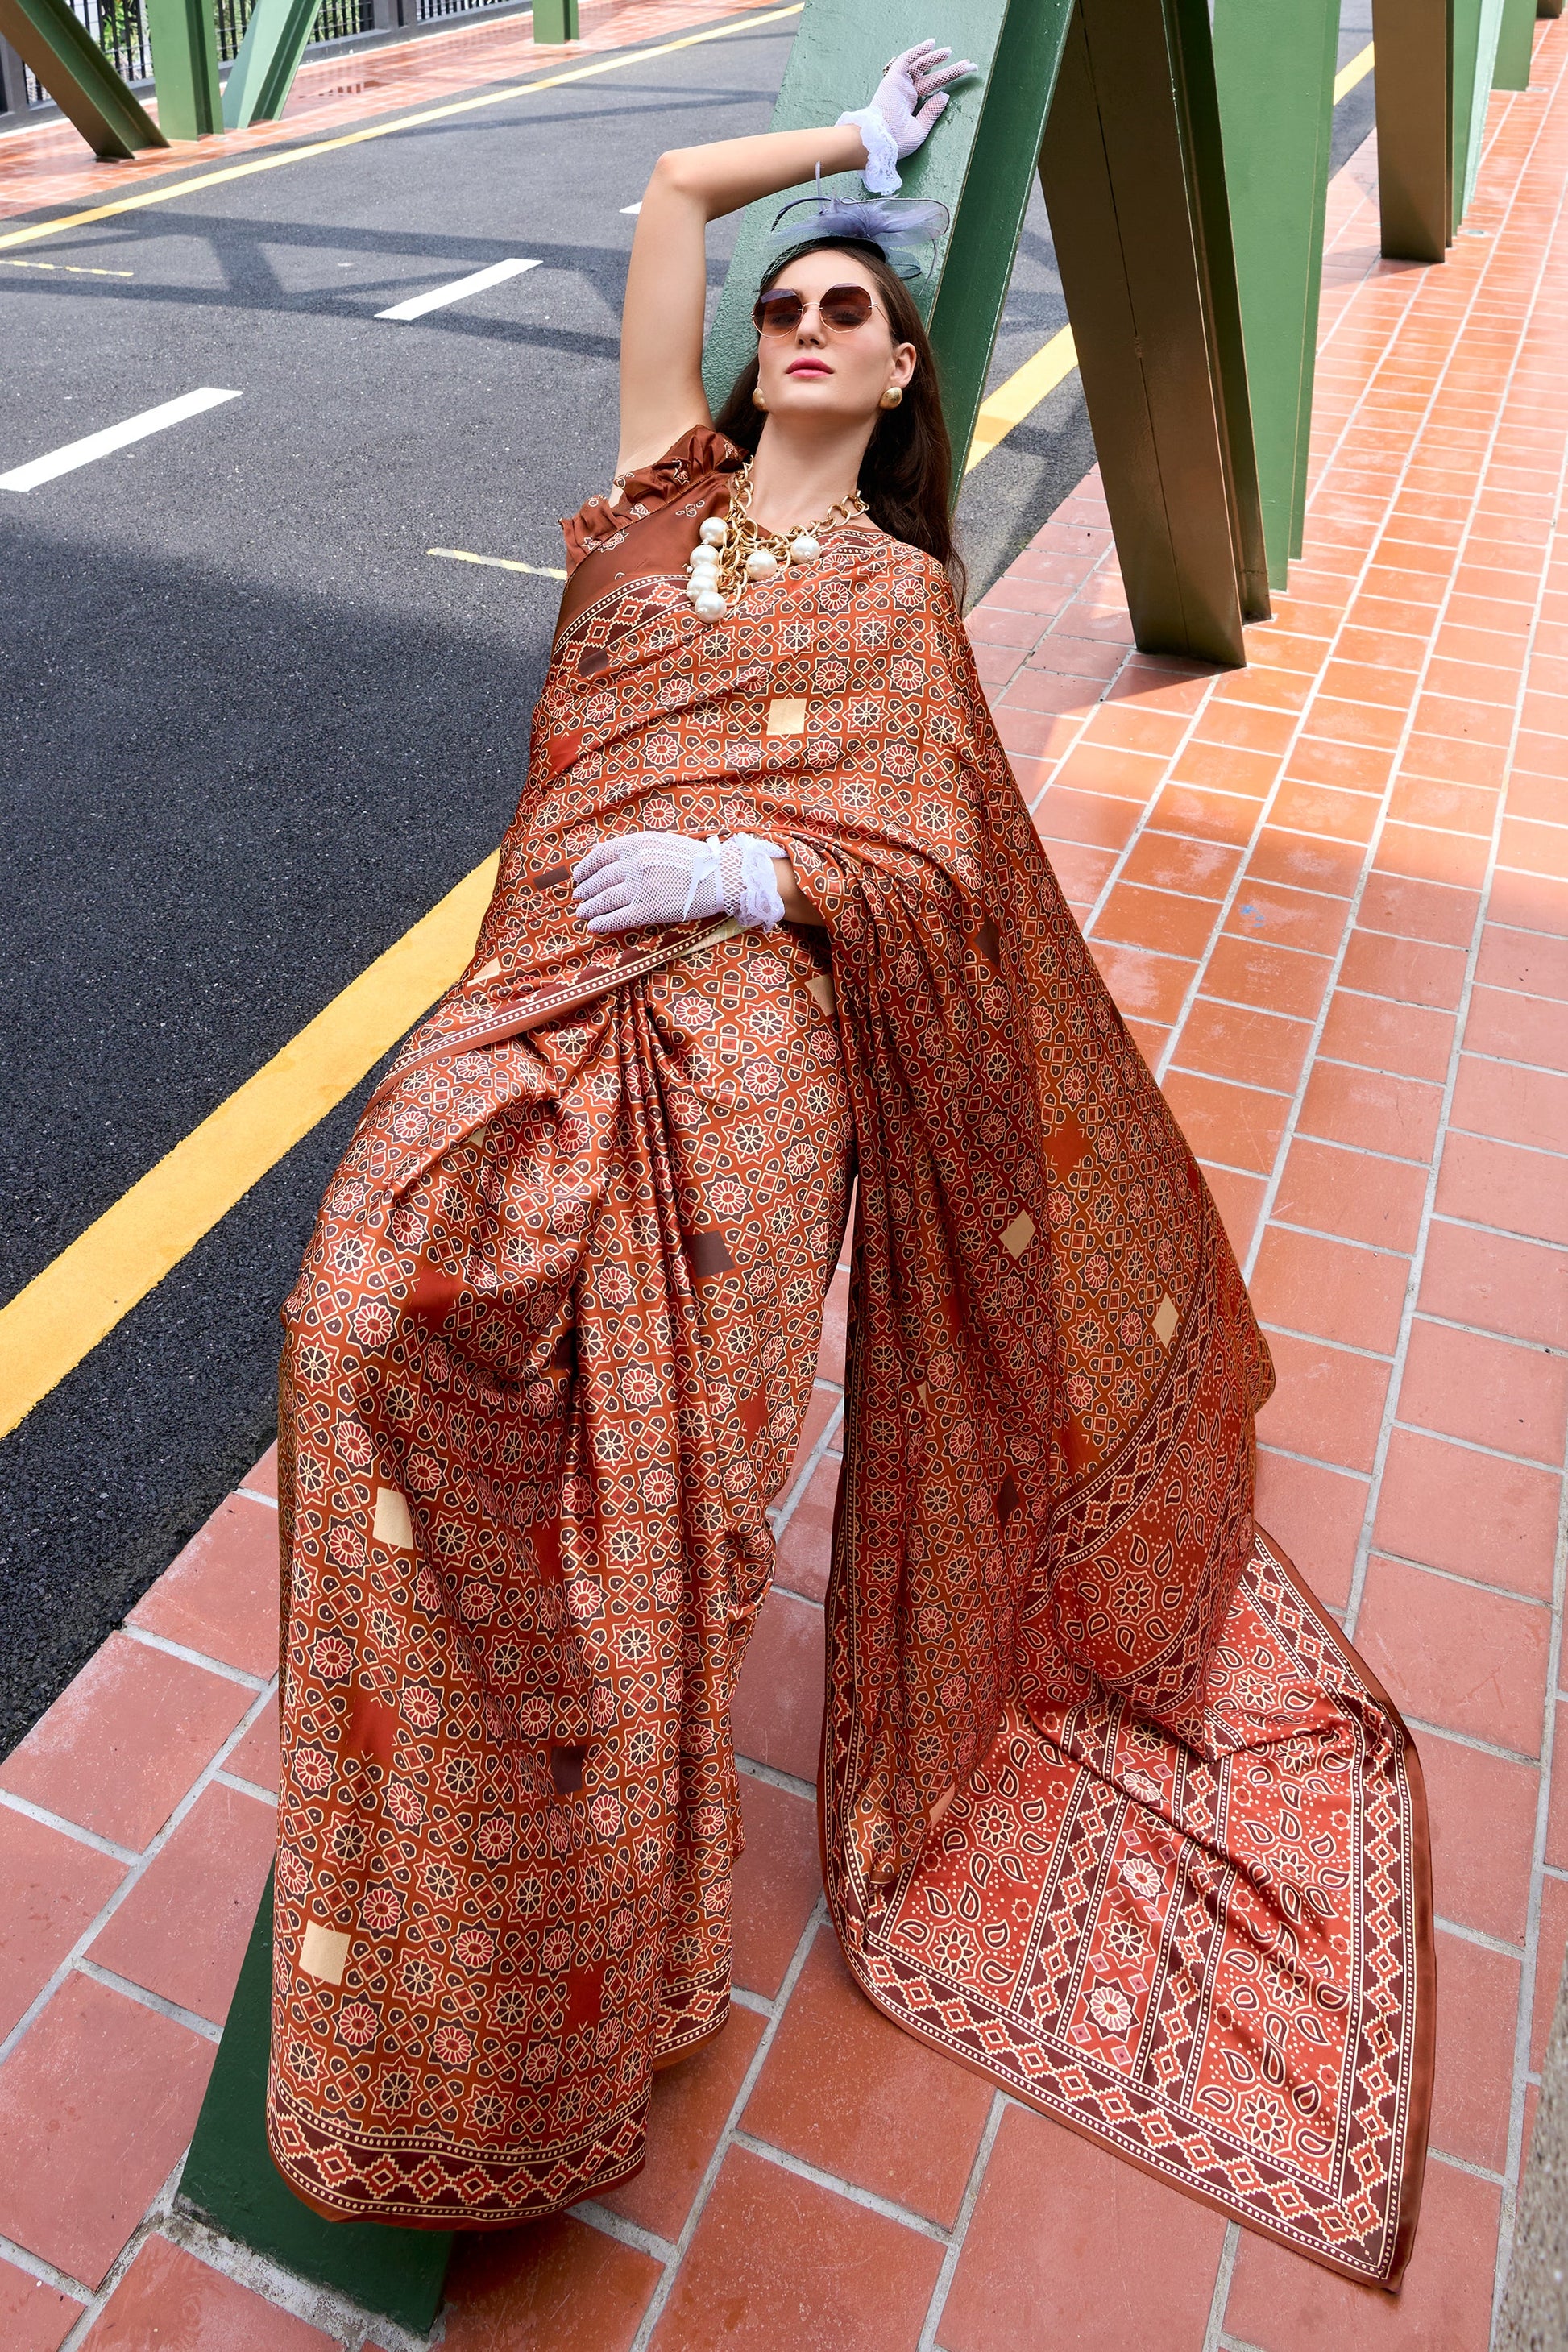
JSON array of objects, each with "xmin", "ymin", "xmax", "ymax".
[{"xmin": 268, "ymin": 44, "xmax": 1433, "ymax": 2287}]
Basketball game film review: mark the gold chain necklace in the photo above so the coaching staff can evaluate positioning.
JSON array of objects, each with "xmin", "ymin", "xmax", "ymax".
[{"xmin": 684, "ymin": 458, "xmax": 869, "ymax": 617}]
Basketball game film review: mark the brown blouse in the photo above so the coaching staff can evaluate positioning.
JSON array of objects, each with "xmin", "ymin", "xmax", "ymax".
[{"xmin": 554, "ymin": 426, "xmax": 746, "ymax": 641}]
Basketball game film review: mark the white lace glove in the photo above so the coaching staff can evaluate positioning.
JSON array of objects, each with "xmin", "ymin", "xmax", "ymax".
[
  {"xmin": 838, "ymin": 39, "xmax": 979, "ymax": 195},
  {"xmin": 572, "ymin": 831, "xmax": 786, "ymax": 935}
]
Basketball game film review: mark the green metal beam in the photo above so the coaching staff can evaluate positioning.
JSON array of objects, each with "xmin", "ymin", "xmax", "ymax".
[
  {"xmin": 0, "ymin": 0, "xmax": 166, "ymax": 156},
  {"xmin": 1495, "ymin": 0, "xmax": 1534, "ymax": 85},
  {"xmin": 1453, "ymin": 0, "xmax": 1507, "ymax": 226},
  {"xmin": 180, "ymin": 1874, "xmax": 454, "ymax": 2336},
  {"xmin": 1212, "ymin": 0, "xmax": 1338, "ymax": 587},
  {"xmin": 531, "ymin": 0, "xmax": 579, "ymax": 39},
  {"xmin": 222, "ymin": 0, "xmax": 317, "ymax": 128},
  {"xmin": 1039, "ymin": 0, "xmax": 1269, "ymax": 664},
  {"xmin": 1371, "ymin": 0, "xmax": 1451, "ymax": 260},
  {"xmin": 146, "ymin": 0, "xmax": 221, "ymax": 137}
]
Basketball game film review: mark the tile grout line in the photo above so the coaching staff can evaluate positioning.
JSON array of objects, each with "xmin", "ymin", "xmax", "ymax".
[
  {"xmin": 767, "ymin": 1390, "xmax": 844, "ymax": 1539},
  {"xmin": 1491, "ymin": 1414, "xmax": 1568, "ymax": 2333},
  {"xmin": 1404, "ymin": 1713, "xmax": 1542, "ymax": 1769},
  {"xmin": 736, "ymin": 1753, "xmax": 815, "ymax": 1801},
  {"xmin": 620, "ymin": 1897, "xmax": 827, "ymax": 2352},
  {"xmin": 120, "ymin": 1624, "xmax": 271, "ymax": 1690},
  {"xmin": 915, "ymin": 2093, "xmax": 1007, "ymax": 2352},
  {"xmin": 729, "ymin": 2130, "xmax": 951, "ymax": 2242},
  {"xmin": 1202, "ymin": 2221, "xmax": 1242, "ymax": 2352}
]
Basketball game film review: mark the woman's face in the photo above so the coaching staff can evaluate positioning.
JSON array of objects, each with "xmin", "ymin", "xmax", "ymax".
[{"xmin": 753, "ymin": 247, "xmax": 916, "ymax": 430}]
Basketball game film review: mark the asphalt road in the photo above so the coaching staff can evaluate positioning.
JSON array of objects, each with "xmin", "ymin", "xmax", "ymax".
[{"xmin": 0, "ymin": 7, "xmax": 1379, "ymax": 1755}]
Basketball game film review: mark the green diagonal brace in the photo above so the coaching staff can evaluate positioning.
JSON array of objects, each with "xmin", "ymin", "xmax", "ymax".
[
  {"xmin": 180, "ymin": 1873, "xmax": 453, "ymax": 2337},
  {"xmin": 1453, "ymin": 0, "xmax": 1506, "ymax": 225},
  {"xmin": 1494, "ymin": 0, "xmax": 1534, "ymax": 85},
  {"xmin": 0, "ymin": 0, "xmax": 166, "ymax": 156},
  {"xmin": 1212, "ymin": 0, "xmax": 1339, "ymax": 587},
  {"xmin": 222, "ymin": 0, "xmax": 317, "ymax": 128},
  {"xmin": 147, "ymin": 0, "xmax": 221, "ymax": 137}
]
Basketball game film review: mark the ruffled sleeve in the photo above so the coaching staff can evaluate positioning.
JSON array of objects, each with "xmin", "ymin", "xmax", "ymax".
[{"xmin": 560, "ymin": 426, "xmax": 745, "ymax": 575}]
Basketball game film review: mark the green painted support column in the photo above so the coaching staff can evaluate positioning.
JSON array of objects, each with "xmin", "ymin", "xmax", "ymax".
[
  {"xmin": 0, "ymin": 0, "xmax": 166, "ymax": 154},
  {"xmin": 180, "ymin": 1874, "xmax": 454, "ymax": 2337},
  {"xmin": 532, "ymin": 0, "xmax": 579, "ymax": 41},
  {"xmin": 222, "ymin": 0, "xmax": 317, "ymax": 127},
  {"xmin": 1212, "ymin": 0, "xmax": 1338, "ymax": 588},
  {"xmin": 1371, "ymin": 0, "xmax": 1451, "ymax": 259},
  {"xmin": 1039, "ymin": 0, "xmax": 1270, "ymax": 664},
  {"xmin": 1495, "ymin": 0, "xmax": 1534, "ymax": 85},
  {"xmin": 1453, "ymin": 0, "xmax": 1506, "ymax": 225},
  {"xmin": 146, "ymin": 0, "xmax": 221, "ymax": 137}
]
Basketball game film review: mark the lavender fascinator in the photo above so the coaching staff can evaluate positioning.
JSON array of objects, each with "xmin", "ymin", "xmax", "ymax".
[{"xmin": 767, "ymin": 180, "xmax": 950, "ymax": 281}]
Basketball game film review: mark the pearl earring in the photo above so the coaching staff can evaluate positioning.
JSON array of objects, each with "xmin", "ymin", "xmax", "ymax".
[
  {"xmin": 752, "ymin": 387, "xmax": 766, "ymax": 410},
  {"xmin": 880, "ymin": 385, "xmax": 904, "ymax": 409}
]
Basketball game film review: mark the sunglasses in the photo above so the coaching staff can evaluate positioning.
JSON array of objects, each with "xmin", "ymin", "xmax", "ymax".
[{"xmin": 752, "ymin": 283, "xmax": 879, "ymax": 337}]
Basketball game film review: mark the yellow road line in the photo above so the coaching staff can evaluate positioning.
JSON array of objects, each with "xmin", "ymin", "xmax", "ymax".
[
  {"xmin": 1334, "ymin": 42, "xmax": 1375, "ymax": 102},
  {"xmin": 0, "ymin": 3, "xmax": 804, "ymax": 253},
  {"xmin": 0, "ymin": 258, "xmax": 133, "ymax": 276},
  {"xmin": 0, "ymin": 853, "xmax": 497, "ymax": 1440},
  {"xmin": 964, "ymin": 323, "xmax": 1077, "ymax": 472},
  {"xmin": 430, "ymin": 544, "xmax": 567, "ymax": 579}
]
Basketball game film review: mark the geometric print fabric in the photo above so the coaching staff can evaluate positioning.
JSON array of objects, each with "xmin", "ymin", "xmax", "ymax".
[{"xmin": 269, "ymin": 434, "xmax": 1432, "ymax": 2278}]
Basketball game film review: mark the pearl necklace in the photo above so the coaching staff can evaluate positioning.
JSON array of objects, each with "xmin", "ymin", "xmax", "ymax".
[{"xmin": 684, "ymin": 458, "xmax": 868, "ymax": 619}]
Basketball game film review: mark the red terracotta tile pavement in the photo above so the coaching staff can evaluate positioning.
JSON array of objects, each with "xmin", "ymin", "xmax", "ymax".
[
  {"xmin": 646, "ymin": 2141, "xmax": 945, "ymax": 2352},
  {"xmin": 88, "ymin": 1781, "xmax": 277, "ymax": 2026},
  {"xmin": 80, "ymin": 2231, "xmax": 338, "ymax": 2348},
  {"xmin": 125, "ymin": 1495, "xmax": 280, "ymax": 1680},
  {"xmin": 938, "ymin": 2100, "xmax": 1226, "ymax": 2352},
  {"xmin": 441, "ymin": 2213, "xmax": 661, "ymax": 2352},
  {"xmin": 742, "ymin": 1932, "xmax": 994, "ymax": 2230},
  {"xmin": 0, "ymin": 1634, "xmax": 253, "ymax": 1854},
  {"xmin": 0, "ymin": 1973, "xmax": 213, "ymax": 2287},
  {"xmin": 0, "ymin": 2258, "xmax": 82, "ymax": 2352},
  {"xmin": 5, "ymin": 44, "xmax": 1568, "ymax": 2352},
  {"xmin": 0, "ymin": 1807, "xmax": 126, "ymax": 2041}
]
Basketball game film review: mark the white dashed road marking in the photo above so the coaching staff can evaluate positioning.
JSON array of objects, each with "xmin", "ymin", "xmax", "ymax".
[
  {"xmin": 375, "ymin": 255, "xmax": 541, "ymax": 321},
  {"xmin": 0, "ymin": 386, "xmax": 242, "ymax": 493}
]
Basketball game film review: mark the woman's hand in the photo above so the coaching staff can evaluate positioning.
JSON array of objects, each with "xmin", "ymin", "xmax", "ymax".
[
  {"xmin": 572, "ymin": 832, "xmax": 823, "ymax": 933},
  {"xmin": 837, "ymin": 42, "xmax": 978, "ymax": 194}
]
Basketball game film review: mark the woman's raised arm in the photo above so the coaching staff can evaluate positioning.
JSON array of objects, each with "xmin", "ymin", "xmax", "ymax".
[
  {"xmin": 614, "ymin": 40, "xmax": 976, "ymax": 480},
  {"xmin": 615, "ymin": 123, "xmax": 867, "ymax": 480}
]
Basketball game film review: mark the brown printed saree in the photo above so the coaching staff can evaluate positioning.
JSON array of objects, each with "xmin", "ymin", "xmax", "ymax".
[{"xmin": 268, "ymin": 432, "xmax": 1432, "ymax": 2284}]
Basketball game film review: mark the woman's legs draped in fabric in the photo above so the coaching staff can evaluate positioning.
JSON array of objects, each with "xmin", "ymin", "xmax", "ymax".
[{"xmin": 268, "ymin": 931, "xmax": 851, "ymax": 2226}]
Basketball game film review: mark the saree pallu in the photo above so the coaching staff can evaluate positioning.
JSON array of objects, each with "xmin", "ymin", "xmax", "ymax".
[{"xmin": 268, "ymin": 479, "xmax": 1432, "ymax": 2284}]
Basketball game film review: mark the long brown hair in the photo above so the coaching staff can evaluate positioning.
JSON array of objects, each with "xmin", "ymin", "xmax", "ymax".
[{"xmin": 712, "ymin": 239, "xmax": 965, "ymax": 604}]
